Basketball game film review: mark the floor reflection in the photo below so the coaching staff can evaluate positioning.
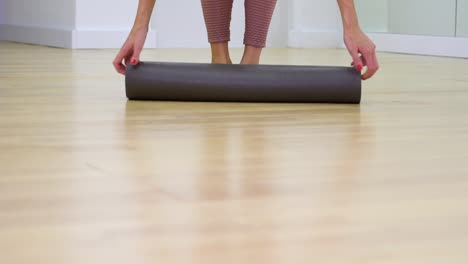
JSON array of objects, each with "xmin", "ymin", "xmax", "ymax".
[
  {"xmin": 122, "ymin": 101, "xmax": 375, "ymax": 199},
  {"xmin": 122, "ymin": 101, "xmax": 375, "ymax": 262}
]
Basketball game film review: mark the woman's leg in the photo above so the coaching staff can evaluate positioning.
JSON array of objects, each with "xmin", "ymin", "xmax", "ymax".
[
  {"xmin": 241, "ymin": 0, "xmax": 277, "ymax": 64},
  {"xmin": 201, "ymin": 0, "xmax": 234, "ymax": 64}
]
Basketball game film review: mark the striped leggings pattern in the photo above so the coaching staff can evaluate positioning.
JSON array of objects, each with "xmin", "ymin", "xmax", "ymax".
[{"xmin": 201, "ymin": 0, "xmax": 277, "ymax": 48}]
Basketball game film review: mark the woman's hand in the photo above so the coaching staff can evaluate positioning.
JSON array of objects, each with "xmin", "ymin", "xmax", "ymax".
[
  {"xmin": 344, "ymin": 29, "xmax": 379, "ymax": 80},
  {"xmin": 113, "ymin": 26, "xmax": 148, "ymax": 75}
]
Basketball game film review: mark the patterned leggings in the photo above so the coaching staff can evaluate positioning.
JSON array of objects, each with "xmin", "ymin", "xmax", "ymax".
[{"xmin": 201, "ymin": 0, "xmax": 277, "ymax": 48}]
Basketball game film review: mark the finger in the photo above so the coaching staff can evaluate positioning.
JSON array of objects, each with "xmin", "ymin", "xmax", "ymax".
[
  {"xmin": 114, "ymin": 62, "xmax": 126, "ymax": 75},
  {"xmin": 113, "ymin": 57, "xmax": 126, "ymax": 75},
  {"xmin": 362, "ymin": 53, "xmax": 379, "ymax": 80},
  {"xmin": 130, "ymin": 45, "xmax": 143, "ymax": 65},
  {"xmin": 349, "ymin": 49, "xmax": 364, "ymax": 71},
  {"xmin": 113, "ymin": 45, "xmax": 131, "ymax": 75},
  {"xmin": 351, "ymin": 55, "xmax": 367, "ymax": 67},
  {"xmin": 361, "ymin": 55, "xmax": 368, "ymax": 66},
  {"xmin": 123, "ymin": 51, "xmax": 134, "ymax": 69},
  {"xmin": 362, "ymin": 64, "xmax": 378, "ymax": 80}
]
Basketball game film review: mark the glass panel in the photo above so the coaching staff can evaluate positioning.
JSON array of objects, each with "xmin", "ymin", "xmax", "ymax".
[
  {"xmin": 356, "ymin": 0, "xmax": 457, "ymax": 37},
  {"xmin": 457, "ymin": 0, "xmax": 468, "ymax": 37},
  {"xmin": 355, "ymin": 0, "xmax": 389, "ymax": 33}
]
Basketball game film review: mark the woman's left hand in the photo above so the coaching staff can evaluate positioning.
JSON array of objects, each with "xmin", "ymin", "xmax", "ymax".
[{"xmin": 344, "ymin": 29, "xmax": 379, "ymax": 80}]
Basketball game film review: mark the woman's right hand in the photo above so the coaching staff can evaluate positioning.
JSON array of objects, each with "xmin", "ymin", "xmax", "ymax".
[{"xmin": 113, "ymin": 26, "xmax": 148, "ymax": 75}]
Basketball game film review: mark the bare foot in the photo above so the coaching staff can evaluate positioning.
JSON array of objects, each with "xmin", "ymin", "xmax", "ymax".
[{"xmin": 240, "ymin": 45, "xmax": 262, "ymax": 64}]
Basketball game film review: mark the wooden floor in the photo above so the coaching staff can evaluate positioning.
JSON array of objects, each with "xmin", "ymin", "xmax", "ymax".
[{"xmin": 1, "ymin": 41, "xmax": 468, "ymax": 263}]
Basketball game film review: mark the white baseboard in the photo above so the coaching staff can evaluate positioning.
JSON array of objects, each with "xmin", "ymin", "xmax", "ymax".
[
  {"xmin": 0, "ymin": 24, "xmax": 157, "ymax": 49},
  {"xmin": 367, "ymin": 33, "xmax": 468, "ymax": 58},
  {"xmin": 0, "ymin": 24, "xmax": 73, "ymax": 48},
  {"xmin": 288, "ymin": 30, "xmax": 341, "ymax": 48}
]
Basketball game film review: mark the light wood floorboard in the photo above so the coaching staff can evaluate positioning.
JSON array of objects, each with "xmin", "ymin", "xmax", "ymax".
[{"xmin": 1, "ymin": 41, "xmax": 468, "ymax": 264}]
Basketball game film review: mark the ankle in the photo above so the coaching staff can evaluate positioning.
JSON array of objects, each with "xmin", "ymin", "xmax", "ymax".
[
  {"xmin": 241, "ymin": 45, "xmax": 262, "ymax": 64},
  {"xmin": 212, "ymin": 57, "xmax": 232, "ymax": 64},
  {"xmin": 240, "ymin": 55, "xmax": 260, "ymax": 64},
  {"xmin": 210, "ymin": 42, "xmax": 231, "ymax": 64}
]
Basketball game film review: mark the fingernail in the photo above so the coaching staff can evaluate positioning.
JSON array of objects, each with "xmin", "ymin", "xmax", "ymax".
[
  {"xmin": 131, "ymin": 59, "xmax": 136, "ymax": 65},
  {"xmin": 357, "ymin": 65, "xmax": 363, "ymax": 71}
]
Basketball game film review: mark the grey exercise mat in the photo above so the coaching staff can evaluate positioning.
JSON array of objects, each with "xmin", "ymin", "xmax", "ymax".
[{"xmin": 125, "ymin": 61, "xmax": 361, "ymax": 104}]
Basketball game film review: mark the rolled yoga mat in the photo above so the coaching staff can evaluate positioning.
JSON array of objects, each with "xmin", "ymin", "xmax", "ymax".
[{"xmin": 125, "ymin": 61, "xmax": 362, "ymax": 104}]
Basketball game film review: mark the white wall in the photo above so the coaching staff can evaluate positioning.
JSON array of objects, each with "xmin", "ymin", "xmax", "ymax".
[
  {"xmin": 1, "ymin": 0, "xmax": 468, "ymax": 54},
  {"xmin": 0, "ymin": 0, "xmax": 75, "ymax": 47},
  {"xmin": 0, "ymin": 0, "xmax": 156, "ymax": 48},
  {"xmin": 288, "ymin": 0, "xmax": 342, "ymax": 48},
  {"xmin": 269, "ymin": 0, "xmax": 289, "ymax": 47},
  {"xmin": 0, "ymin": 0, "xmax": 287, "ymax": 48},
  {"xmin": 72, "ymin": 0, "xmax": 156, "ymax": 48},
  {"xmin": 152, "ymin": 0, "xmax": 219, "ymax": 48},
  {"xmin": 75, "ymin": 0, "xmax": 135, "ymax": 29},
  {"xmin": 1, "ymin": 0, "xmax": 75, "ymax": 29},
  {"xmin": 0, "ymin": 0, "xmax": 339, "ymax": 49}
]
